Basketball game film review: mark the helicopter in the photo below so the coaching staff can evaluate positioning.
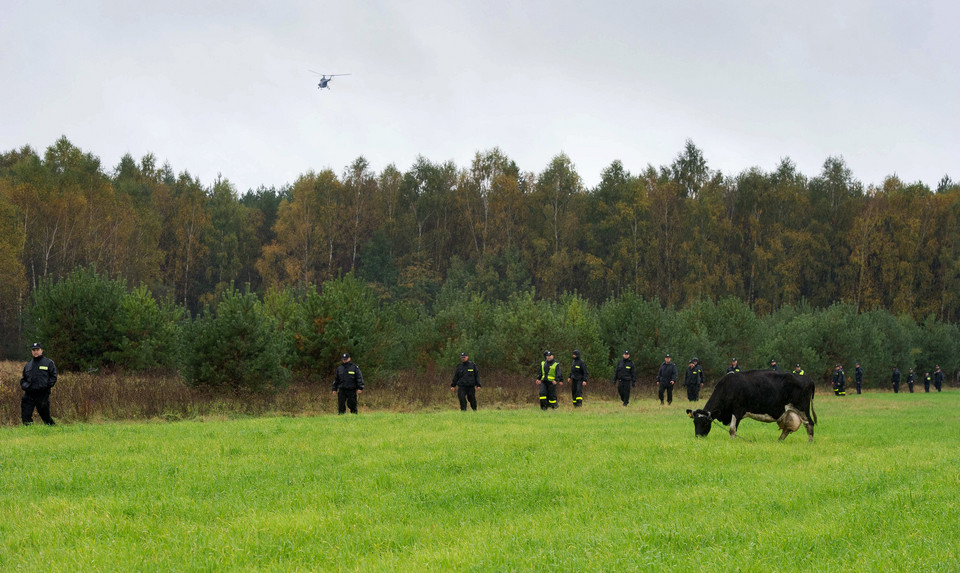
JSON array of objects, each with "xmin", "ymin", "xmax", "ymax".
[{"xmin": 310, "ymin": 71, "xmax": 351, "ymax": 90}]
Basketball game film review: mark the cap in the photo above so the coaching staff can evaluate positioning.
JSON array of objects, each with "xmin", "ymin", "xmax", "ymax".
[
  {"xmin": 796, "ymin": 364, "xmax": 801, "ymax": 368},
  {"xmin": 341, "ymin": 353, "xmax": 350, "ymax": 360},
  {"xmin": 770, "ymin": 358, "xmax": 777, "ymax": 364},
  {"xmin": 544, "ymin": 350, "xmax": 553, "ymax": 357},
  {"xmin": 30, "ymin": 342, "xmax": 43, "ymax": 349},
  {"xmin": 665, "ymin": 353, "xmax": 671, "ymax": 358},
  {"xmin": 460, "ymin": 352, "xmax": 468, "ymax": 358},
  {"xmin": 731, "ymin": 358, "xmax": 738, "ymax": 362},
  {"xmin": 856, "ymin": 362, "xmax": 860, "ymax": 366},
  {"xmin": 692, "ymin": 356, "xmax": 699, "ymax": 363},
  {"xmin": 623, "ymin": 350, "xmax": 630, "ymax": 355},
  {"xmin": 572, "ymin": 350, "xmax": 581, "ymax": 357}
]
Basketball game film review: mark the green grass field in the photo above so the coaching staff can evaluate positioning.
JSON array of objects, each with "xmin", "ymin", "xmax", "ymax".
[{"xmin": 2, "ymin": 391, "xmax": 958, "ymax": 571}]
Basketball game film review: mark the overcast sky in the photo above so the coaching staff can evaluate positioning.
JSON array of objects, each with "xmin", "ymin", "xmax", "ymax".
[{"xmin": 2, "ymin": 0, "xmax": 957, "ymax": 192}]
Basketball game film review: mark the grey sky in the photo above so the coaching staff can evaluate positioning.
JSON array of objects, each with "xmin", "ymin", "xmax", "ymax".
[{"xmin": 2, "ymin": 0, "xmax": 957, "ymax": 192}]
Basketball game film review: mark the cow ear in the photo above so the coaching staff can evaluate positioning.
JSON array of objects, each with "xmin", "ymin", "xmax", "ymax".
[{"xmin": 686, "ymin": 409, "xmax": 693, "ymax": 417}]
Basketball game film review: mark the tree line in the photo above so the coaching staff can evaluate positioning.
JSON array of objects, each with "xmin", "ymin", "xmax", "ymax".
[
  {"xmin": 21, "ymin": 268, "xmax": 960, "ymax": 390},
  {"xmin": 2, "ymin": 136, "xmax": 959, "ymax": 362}
]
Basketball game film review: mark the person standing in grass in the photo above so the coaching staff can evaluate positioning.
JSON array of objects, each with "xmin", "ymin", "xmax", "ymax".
[
  {"xmin": 934, "ymin": 366, "xmax": 944, "ymax": 392},
  {"xmin": 683, "ymin": 357, "xmax": 704, "ymax": 402},
  {"xmin": 906, "ymin": 368, "xmax": 915, "ymax": 393},
  {"xmin": 891, "ymin": 367, "xmax": 901, "ymax": 393},
  {"xmin": 923, "ymin": 371, "xmax": 932, "ymax": 393},
  {"xmin": 656, "ymin": 353, "xmax": 678, "ymax": 405},
  {"xmin": 20, "ymin": 342, "xmax": 57, "ymax": 426},
  {"xmin": 855, "ymin": 362, "xmax": 864, "ymax": 394},
  {"xmin": 832, "ymin": 364, "xmax": 846, "ymax": 396},
  {"xmin": 567, "ymin": 350, "xmax": 588, "ymax": 408},
  {"xmin": 612, "ymin": 350, "xmax": 635, "ymax": 406},
  {"xmin": 536, "ymin": 351, "xmax": 562, "ymax": 410},
  {"xmin": 332, "ymin": 353, "xmax": 364, "ymax": 414},
  {"xmin": 451, "ymin": 352, "xmax": 481, "ymax": 411},
  {"xmin": 794, "ymin": 364, "xmax": 805, "ymax": 376},
  {"xmin": 769, "ymin": 358, "xmax": 780, "ymax": 371}
]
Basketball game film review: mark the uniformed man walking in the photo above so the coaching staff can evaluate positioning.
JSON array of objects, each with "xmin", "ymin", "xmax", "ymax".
[
  {"xmin": 536, "ymin": 351, "xmax": 562, "ymax": 410},
  {"xmin": 934, "ymin": 366, "xmax": 944, "ymax": 392},
  {"xmin": 684, "ymin": 357, "xmax": 704, "ymax": 402},
  {"xmin": 332, "ymin": 353, "xmax": 364, "ymax": 414},
  {"xmin": 727, "ymin": 358, "xmax": 741, "ymax": 374},
  {"xmin": 794, "ymin": 364, "xmax": 805, "ymax": 376},
  {"xmin": 855, "ymin": 362, "xmax": 864, "ymax": 394},
  {"xmin": 770, "ymin": 359, "xmax": 780, "ymax": 371},
  {"xmin": 832, "ymin": 364, "xmax": 846, "ymax": 396},
  {"xmin": 656, "ymin": 353, "xmax": 678, "ymax": 405},
  {"xmin": 567, "ymin": 350, "xmax": 589, "ymax": 408},
  {"xmin": 891, "ymin": 367, "xmax": 901, "ymax": 393},
  {"xmin": 451, "ymin": 352, "xmax": 481, "ymax": 411},
  {"xmin": 612, "ymin": 350, "xmax": 635, "ymax": 406},
  {"xmin": 20, "ymin": 342, "xmax": 57, "ymax": 425},
  {"xmin": 923, "ymin": 371, "xmax": 932, "ymax": 393},
  {"xmin": 906, "ymin": 368, "xmax": 915, "ymax": 393}
]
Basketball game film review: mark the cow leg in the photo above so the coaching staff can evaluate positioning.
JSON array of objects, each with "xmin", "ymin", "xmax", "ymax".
[
  {"xmin": 778, "ymin": 427, "xmax": 790, "ymax": 441},
  {"xmin": 729, "ymin": 415, "xmax": 738, "ymax": 438}
]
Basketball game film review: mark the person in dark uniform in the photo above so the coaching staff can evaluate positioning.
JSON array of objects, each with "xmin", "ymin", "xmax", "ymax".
[
  {"xmin": 934, "ymin": 366, "xmax": 944, "ymax": 392},
  {"xmin": 612, "ymin": 350, "xmax": 635, "ymax": 406},
  {"xmin": 832, "ymin": 364, "xmax": 846, "ymax": 396},
  {"xmin": 906, "ymin": 368, "xmax": 915, "ymax": 393},
  {"xmin": 684, "ymin": 357, "xmax": 704, "ymax": 402},
  {"xmin": 923, "ymin": 371, "xmax": 932, "ymax": 393},
  {"xmin": 20, "ymin": 342, "xmax": 57, "ymax": 425},
  {"xmin": 794, "ymin": 364, "xmax": 805, "ymax": 376},
  {"xmin": 536, "ymin": 351, "xmax": 562, "ymax": 410},
  {"xmin": 770, "ymin": 358, "xmax": 780, "ymax": 371},
  {"xmin": 656, "ymin": 353, "xmax": 678, "ymax": 405},
  {"xmin": 891, "ymin": 367, "xmax": 901, "ymax": 393},
  {"xmin": 451, "ymin": 352, "xmax": 481, "ymax": 411},
  {"xmin": 727, "ymin": 358, "xmax": 741, "ymax": 374},
  {"xmin": 855, "ymin": 362, "xmax": 864, "ymax": 394},
  {"xmin": 332, "ymin": 353, "xmax": 364, "ymax": 414},
  {"xmin": 566, "ymin": 350, "xmax": 588, "ymax": 408}
]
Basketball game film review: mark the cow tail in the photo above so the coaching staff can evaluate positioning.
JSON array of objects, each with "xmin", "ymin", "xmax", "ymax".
[{"xmin": 810, "ymin": 383, "xmax": 818, "ymax": 425}]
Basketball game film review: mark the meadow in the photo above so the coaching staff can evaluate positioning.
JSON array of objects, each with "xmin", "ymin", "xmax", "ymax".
[{"xmin": 2, "ymin": 387, "xmax": 958, "ymax": 571}]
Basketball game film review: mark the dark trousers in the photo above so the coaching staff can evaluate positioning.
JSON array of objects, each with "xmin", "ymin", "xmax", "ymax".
[
  {"xmin": 856, "ymin": 381, "xmax": 862, "ymax": 394},
  {"xmin": 337, "ymin": 388, "xmax": 358, "ymax": 414},
  {"xmin": 658, "ymin": 382, "xmax": 673, "ymax": 404},
  {"xmin": 571, "ymin": 380, "xmax": 584, "ymax": 407},
  {"xmin": 22, "ymin": 389, "xmax": 55, "ymax": 425},
  {"xmin": 935, "ymin": 380, "xmax": 942, "ymax": 392},
  {"xmin": 686, "ymin": 384, "xmax": 700, "ymax": 401},
  {"xmin": 457, "ymin": 386, "xmax": 477, "ymax": 411},
  {"xmin": 924, "ymin": 381, "xmax": 930, "ymax": 392},
  {"xmin": 893, "ymin": 383, "xmax": 899, "ymax": 393},
  {"xmin": 617, "ymin": 381, "xmax": 632, "ymax": 406},
  {"xmin": 907, "ymin": 382, "xmax": 914, "ymax": 393},
  {"xmin": 539, "ymin": 382, "xmax": 558, "ymax": 409}
]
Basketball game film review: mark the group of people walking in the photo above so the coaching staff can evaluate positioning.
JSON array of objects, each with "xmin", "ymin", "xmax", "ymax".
[
  {"xmin": 890, "ymin": 366, "xmax": 944, "ymax": 394},
  {"xmin": 15, "ymin": 342, "xmax": 952, "ymax": 422}
]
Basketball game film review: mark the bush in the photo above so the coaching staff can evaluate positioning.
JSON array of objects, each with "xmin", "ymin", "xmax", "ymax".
[
  {"xmin": 183, "ymin": 286, "xmax": 289, "ymax": 391},
  {"xmin": 106, "ymin": 286, "xmax": 183, "ymax": 371}
]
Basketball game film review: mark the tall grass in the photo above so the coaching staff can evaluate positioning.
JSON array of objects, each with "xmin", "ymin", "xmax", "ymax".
[
  {"xmin": 0, "ymin": 361, "xmax": 624, "ymax": 426},
  {"xmin": 1, "ymin": 392, "xmax": 957, "ymax": 570}
]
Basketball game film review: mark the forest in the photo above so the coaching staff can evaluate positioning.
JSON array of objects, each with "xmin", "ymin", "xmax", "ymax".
[{"xmin": 1, "ymin": 137, "xmax": 959, "ymax": 383}]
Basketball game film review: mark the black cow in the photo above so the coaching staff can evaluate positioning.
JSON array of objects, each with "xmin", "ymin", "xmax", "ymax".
[{"xmin": 686, "ymin": 370, "xmax": 817, "ymax": 442}]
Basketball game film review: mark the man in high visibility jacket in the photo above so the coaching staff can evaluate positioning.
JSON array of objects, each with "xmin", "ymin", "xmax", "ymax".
[{"xmin": 537, "ymin": 351, "xmax": 562, "ymax": 410}]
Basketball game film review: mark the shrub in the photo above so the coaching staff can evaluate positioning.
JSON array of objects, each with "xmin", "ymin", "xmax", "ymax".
[{"xmin": 183, "ymin": 286, "xmax": 289, "ymax": 391}]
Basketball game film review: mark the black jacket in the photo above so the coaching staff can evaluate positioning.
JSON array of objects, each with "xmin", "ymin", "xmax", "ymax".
[
  {"xmin": 833, "ymin": 369, "xmax": 845, "ymax": 385},
  {"xmin": 569, "ymin": 357, "xmax": 589, "ymax": 382},
  {"xmin": 21, "ymin": 356, "xmax": 57, "ymax": 391},
  {"xmin": 684, "ymin": 365, "xmax": 703, "ymax": 387},
  {"xmin": 656, "ymin": 362, "xmax": 678, "ymax": 385},
  {"xmin": 333, "ymin": 361, "xmax": 364, "ymax": 391},
  {"xmin": 855, "ymin": 367, "xmax": 863, "ymax": 382},
  {"xmin": 613, "ymin": 359, "xmax": 635, "ymax": 385},
  {"xmin": 451, "ymin": 361, "xmax": 481, "ymax": 387},
  {"xmin": 892, "ymin": 370, "xmax": 901, "ymax": 383},
  {"xmin": 727, "ymin": 364, "xmax": 741, "ymax": 374}
]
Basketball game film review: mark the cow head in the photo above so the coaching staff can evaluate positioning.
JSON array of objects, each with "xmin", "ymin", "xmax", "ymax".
[{"xmin": 686, "ymin": 409, "xmax": 713, "ymax": 437}]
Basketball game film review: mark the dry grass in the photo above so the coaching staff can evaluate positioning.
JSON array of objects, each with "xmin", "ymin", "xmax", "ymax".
[{"xmin": 0, "ymin": 361, "xmax": 630, "ymax": 426}]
